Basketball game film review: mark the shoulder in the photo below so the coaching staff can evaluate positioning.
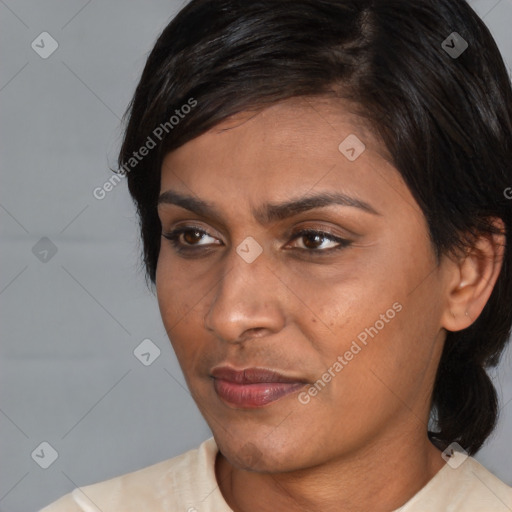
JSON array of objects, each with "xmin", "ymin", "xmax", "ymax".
[
  {"xmin": 399, "ymin": 452, "xmax": 512, "ymax": 512},
  {"xmin": 461, "ymin": 457, "xmax": 512, "ymax": 509},
  {"xmin": 39, "ymin": 437, "xmax": 228, "ymax": 512}
]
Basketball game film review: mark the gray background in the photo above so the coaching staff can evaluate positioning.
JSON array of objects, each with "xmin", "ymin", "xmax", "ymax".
[{"xmin": 0, "ymin": 1, "xmax": 511, "ymax": 510}]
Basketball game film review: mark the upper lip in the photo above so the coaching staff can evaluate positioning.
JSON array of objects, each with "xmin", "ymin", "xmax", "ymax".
[{"xmin": 211, "ymin": 366, "xmax": 307, "ymax": 384}]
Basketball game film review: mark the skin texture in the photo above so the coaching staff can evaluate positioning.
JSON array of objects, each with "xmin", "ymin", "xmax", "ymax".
[{"xmin": 155, "ymin": 97, "xmax": 504, "ymax": 512}]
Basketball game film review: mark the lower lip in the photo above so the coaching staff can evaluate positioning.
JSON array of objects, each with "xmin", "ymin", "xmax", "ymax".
[{"xmin": 213, "ymin": 379, "xmax": 306, "ymax": 408}]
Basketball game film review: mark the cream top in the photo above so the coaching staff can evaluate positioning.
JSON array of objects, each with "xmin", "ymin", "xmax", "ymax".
[{"xmin": 40, "ymin": 437, "xmax": 512, "ymax": 511}]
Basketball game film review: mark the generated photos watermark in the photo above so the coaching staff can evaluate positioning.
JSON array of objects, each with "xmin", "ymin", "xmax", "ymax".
[
  {"xmin": 298, "ymin": 301, "xmax": 403, "ymax": 405},
  {"xmin": 93, "ymin": 97, "xmax": 197, "ymax": 200}
]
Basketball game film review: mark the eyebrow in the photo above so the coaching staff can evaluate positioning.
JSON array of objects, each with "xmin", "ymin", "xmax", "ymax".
[{"xmin": 157, "ymin": 189, "xmax": 381, "ymax": 224}]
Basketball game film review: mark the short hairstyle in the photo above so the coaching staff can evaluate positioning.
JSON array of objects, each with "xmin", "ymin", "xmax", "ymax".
[{"xmin": 118, "ymin": 0, "xmax": 512, "ymax": 455}]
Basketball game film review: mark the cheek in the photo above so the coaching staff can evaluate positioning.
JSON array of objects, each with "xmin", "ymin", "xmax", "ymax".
[
  {"xmin": 156, "ymin": 248, "xmax": 208, "ymax": 324},
  {"xmin": 296, "ymin": 255, "xmax": 401, "ymax": 354},
  {"xmin": 308, "ymin": 286, "xmax": 440, "ymax": 430},
  {"xmin": 296, "ymin": 243, "xmax": 437, "ymax": 403},
  {"xmin": 155, "ymin": 257, "xmax": 205, "ymax": 364}
]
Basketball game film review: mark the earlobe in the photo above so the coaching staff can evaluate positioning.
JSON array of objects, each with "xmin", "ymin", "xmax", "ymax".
[{"xmin": 441, "ymin": 218, "xmax": 505, "ymax": 333}]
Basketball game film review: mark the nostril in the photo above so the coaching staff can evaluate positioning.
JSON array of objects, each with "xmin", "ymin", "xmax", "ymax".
[{"xmin": 238, "ymin": 327, "xmax": 268, "ymax": 341}]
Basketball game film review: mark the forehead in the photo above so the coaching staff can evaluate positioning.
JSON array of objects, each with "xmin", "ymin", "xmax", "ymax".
[
  {"xmin": 167, "ymin": 97, "xmax": 385, "ymax": 163},
  {"xmin": 159, "ymin": 97, "xmax": 410, "ymax": 218}
]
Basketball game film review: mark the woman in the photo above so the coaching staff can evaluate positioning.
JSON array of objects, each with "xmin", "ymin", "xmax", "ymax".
[{"xmin": 41, "ymin": 0, "xmax": 512, "ymax": 510}]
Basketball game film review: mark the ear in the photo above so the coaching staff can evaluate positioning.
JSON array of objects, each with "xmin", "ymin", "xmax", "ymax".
[{"xmin": 441, "ymin": 218, "xmax": 506, "ymax": 332}]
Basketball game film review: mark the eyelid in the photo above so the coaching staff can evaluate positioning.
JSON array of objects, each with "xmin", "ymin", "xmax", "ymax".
[
  {"xmin": 285, "ymin": 228, "xmax": 351, "ymax": 251},
  {"xmin": 163, "ymin": 222, "xmax": 223, "ymax": 239},
  {"xmin": 288, "ymin": 224, "xmax": 347, "ymax": 239},
  {"xmin": 162, "ymin": 225, "xmax": 222, "ymax": 245}
]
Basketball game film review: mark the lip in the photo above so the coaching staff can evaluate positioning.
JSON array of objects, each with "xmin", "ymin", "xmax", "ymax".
[{"xmin": 211, "ymin": 366, "xmax": 307, "ymax": 408}]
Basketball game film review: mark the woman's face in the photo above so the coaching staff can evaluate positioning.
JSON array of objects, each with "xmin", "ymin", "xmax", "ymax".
[{"xmin": 156, "ymin": 98, "xmax": 450, "ymax": 472}]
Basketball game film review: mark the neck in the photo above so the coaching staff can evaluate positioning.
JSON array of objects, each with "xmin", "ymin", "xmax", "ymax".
[{"xmin": 215, "ymin": 428, "xmax": 445, "ymax": 512}]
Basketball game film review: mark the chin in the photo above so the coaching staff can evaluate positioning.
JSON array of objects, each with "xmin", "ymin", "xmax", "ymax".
[{"xmin": 214, "ymin": 429, "xmax": 312, "ymax": 473}]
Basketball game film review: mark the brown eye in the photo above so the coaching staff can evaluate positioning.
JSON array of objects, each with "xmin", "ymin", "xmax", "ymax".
[
  {"xmin": 302, "ymin": 232, "xmax": 326, "ymax": 249},
  {"xmin": 162, "ymin": 227, "xmax": 220, "ymax": 253},
  {"xmin": 182, "ymin": 230, "xmax": 204, "ymax": 245},
  {"xmin": 289, "ymin": 229, "xmax": 350, "ymax": 252}
]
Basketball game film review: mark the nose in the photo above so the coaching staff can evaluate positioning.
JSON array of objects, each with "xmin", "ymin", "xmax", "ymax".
[{"xmin": 204, "ymin": 248, "xmax": 286, "ymax": 344}]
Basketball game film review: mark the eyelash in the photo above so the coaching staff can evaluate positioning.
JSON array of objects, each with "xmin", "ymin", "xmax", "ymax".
[{"xmin": 161, "ymin": 226, "xmax": 352, "ymax": 256}]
